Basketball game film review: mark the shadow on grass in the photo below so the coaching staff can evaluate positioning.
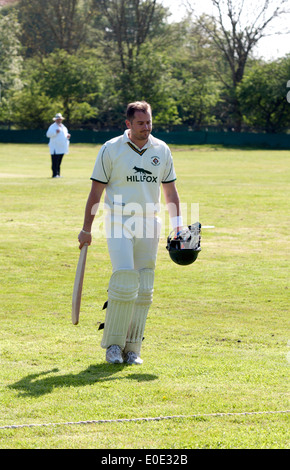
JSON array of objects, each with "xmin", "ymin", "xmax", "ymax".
[{"xmin": 9, "ymin": 364, "xmax": 158, "ymax": 397}]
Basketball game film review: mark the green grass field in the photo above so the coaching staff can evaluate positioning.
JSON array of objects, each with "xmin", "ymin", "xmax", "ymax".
[{"xmin": 0, "ymin": 143, "xmax": 289, "ymax": 449}]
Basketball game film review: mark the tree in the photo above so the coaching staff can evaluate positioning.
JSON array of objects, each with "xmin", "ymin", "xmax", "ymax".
[
  {"xmin": 237, "ymin": 56, "xmax": 290, "ymax": 133},
  {"xmin": 12, "ymin": 49, "xmax": 106, "ymax": 128},
  {"xmin": 89, "ymin": 0, "xmax": 180, "ymax": 124},
  {"xmin": 11, "ymin": 82, "xmax": 62, "ymax": 129},
  {"xmin": 42, "ymin": 50, "xmax": 106, "ymax": 125},
  {"xmin": 185, "ymin": 0, "xmax": 290, "ymax": 130},
  {"xmin": 0, "ymin": 12, "xmax": 23, "ymax": 125},
  {"xmin": 17, "ymin": 0, "xmax": 94, "ymax": 56},
  {"xmin": 168, "ymin": 19, "xmax": 221, "ymax": 129},
  {"xmin": 117, "ymin": 44, "xmax": 181, "ymax": 127},
  {"xmin": 95, "ymin": 0, "xmax": 170, "ymax": 71}
]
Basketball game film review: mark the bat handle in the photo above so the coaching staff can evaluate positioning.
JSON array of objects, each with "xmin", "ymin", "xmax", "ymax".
[{"xmin": 79, "ymin": 242, "xmax": 89, "ymax": 250}]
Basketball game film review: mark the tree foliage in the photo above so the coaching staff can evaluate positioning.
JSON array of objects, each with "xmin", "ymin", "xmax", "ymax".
[
  {"xmin": 186, "ymin": 0, "xmax": 290, "ymax": 130},
  {"xmin": 238, "ymin": 56, "xmax": 290, "ymax": 133},
  {"xmin": 0, "ymin": 12, "xmax": 23, "ymax": 123},
  {"xmin": 17, "ymin": 0, "xmax": 94, "ymax": 56},
  {"xmin": 96, "ymin": 0, "xmax": 159, "ymax": 70},
  {"xmin": 12, "ymin": 49, "xmax": 106, "ymax": 128},
  {"xmin": 0, "ymin": 0, "xmax": 289, "ymax": 132}
]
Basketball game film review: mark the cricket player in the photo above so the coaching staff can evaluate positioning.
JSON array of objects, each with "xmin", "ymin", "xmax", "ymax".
[{"xmin": 78, "ymin": 101, "xmax": 183, "ymax": 364}]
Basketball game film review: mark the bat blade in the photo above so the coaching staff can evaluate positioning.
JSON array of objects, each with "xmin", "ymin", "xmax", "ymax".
[{"xmin": 72, "ymin": 243, "xmax": 88, "ymax": 325}]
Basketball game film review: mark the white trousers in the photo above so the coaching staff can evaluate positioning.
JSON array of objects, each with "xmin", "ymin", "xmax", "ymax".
[
  {"xmin": 105, "ymin": 214, "xmax": 161, "ymax": 272},
  {"xmin": 101, "ymin": 215, "xmax": 160, "ymax": 352}
]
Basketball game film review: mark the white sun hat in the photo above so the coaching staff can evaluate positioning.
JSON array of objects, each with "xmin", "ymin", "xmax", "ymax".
[{"xmin": 53, "ymin": 113, "xmax": 65, "ymax": 121}]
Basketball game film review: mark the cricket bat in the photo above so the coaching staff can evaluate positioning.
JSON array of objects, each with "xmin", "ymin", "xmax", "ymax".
[{"xmin": 72, "ymin": 243, "xmax": 88, "ymax": 325}]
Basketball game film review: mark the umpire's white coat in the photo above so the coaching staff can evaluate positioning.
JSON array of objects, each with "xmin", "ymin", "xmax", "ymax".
[{"xmin": 46, "ymin": 122, "xmax": 70, "ymax": 155}]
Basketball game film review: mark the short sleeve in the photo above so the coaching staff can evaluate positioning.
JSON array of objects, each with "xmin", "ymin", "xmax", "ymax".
[
  {"xmin": 90, "ymin": 145, "xmax": 111, "ymax": 183},
  {"xmin": 161, "ymin": 147, "xmax": 176, "ymax": 183}
]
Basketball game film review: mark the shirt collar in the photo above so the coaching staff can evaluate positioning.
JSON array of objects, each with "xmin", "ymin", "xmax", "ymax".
[{"xmin": 123, "ymin": 129, "xmax": 155, "ymax": 150}]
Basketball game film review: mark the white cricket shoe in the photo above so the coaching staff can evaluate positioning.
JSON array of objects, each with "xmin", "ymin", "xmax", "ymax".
[
  {"xmin": 124, "ymin": 351, "xmax": 143, "ymax": 365},
  {"xmin": 106, "ymin": 345, "xmax": 123, "ymax": 364}
]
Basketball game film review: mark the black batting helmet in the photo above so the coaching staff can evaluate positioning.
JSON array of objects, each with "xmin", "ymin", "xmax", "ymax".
[{"xmin": 166, "ymin": 222, "xmax": 201, "ymax": 266}]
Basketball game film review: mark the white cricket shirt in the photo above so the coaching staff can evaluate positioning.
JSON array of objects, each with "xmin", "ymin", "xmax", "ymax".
[{"xmin": 91, "ymin": 130, "xmax": 176, "ymax": 216}]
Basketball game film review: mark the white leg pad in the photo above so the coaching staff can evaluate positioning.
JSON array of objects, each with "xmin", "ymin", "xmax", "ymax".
[
  {"xmin": 124, "ymin": 269, "xmax": 154, "ymax": 355},
  {"xmin": 101, "ymin": 269, "xmax": 139, "ymax": 349}
]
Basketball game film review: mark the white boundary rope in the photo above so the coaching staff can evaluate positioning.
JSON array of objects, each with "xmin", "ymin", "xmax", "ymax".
[{"xmin": 0, "ymin": 410, "xmax": 289, "ymax": 430}]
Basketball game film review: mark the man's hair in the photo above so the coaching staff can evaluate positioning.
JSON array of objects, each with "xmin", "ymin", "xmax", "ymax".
[{"xmin": 126, "ymin": 101, "xmax": 152, "ymax": 122}]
